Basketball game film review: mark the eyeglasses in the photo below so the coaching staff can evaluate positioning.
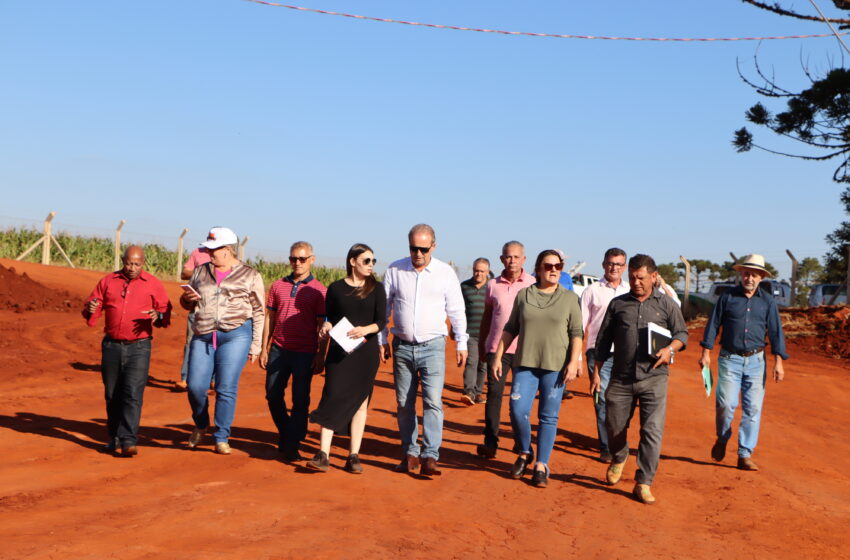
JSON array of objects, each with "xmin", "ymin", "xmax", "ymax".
[
  {"xmin": 603, "ymin": 261, "xmax": 626, "ymax": 268},
  {"xmin": 542, "ymin": 262, "xmax": 564, "ymax": 272},
  {"xmin": 409, "ymin": 245, "xmax": 432, "ymax": 254},
  {"xmin": 360, "ymin": 258, "xmax": 377, "ymax": 265},
  {"xmin": 289, "ymin": 256, "xmax": 312, "ymax": 264}
]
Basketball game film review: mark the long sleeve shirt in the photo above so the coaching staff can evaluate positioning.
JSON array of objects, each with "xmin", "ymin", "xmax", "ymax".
[
  {"xmin": 83, "ymin": 270, "xmax": 171, "ymax": 341},
  {"xmin": 378, "ymin": 256, "xmax": 468, "ymax": 351},
  {"xmin": 700, "ymin": 285, "xmax": 789, "ymax": 360},
  {"xmin": 595, "ymin": 289, "xmax": 688, "ymax": 380},
  {"xmin": 581, "ymin": 278, "xmax": 630, "ymax": 351}
]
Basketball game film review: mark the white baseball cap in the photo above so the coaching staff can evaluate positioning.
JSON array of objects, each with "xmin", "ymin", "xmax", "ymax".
[{"xmin": 201, "ymin": 227, "xmax": 238, "ymax": 249}]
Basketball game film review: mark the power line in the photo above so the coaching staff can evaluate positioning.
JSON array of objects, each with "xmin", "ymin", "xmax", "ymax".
[
  {"xmin": 807, "ymin": 0, "xmax": 850, "ymax": 55},
  {"xmin": 242, "ymin": 0, "xmax": 849, "ymax": 42}
]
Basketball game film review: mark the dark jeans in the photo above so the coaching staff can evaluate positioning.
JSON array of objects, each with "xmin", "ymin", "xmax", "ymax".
[
  {"xmin": 483, "ymin": 352, "xmax": 516, "ymax": 448},
  {"xmin": 265, "ymin": 345, "xmax": 315, "ymax": 451},
  {"xmin": 462, "ymin": 335, "xmax": 487, "ymax": 398},
  {"xmin": 586, "ymin": 349, "xmax": 613, "ymax": 453},
  {"xmin": 606, "ymin": 374, "xmax": 668, "ymax": 486},
  {"xmin": 101, "ymin": 337, "xmax": 152, "ymax": 446}
]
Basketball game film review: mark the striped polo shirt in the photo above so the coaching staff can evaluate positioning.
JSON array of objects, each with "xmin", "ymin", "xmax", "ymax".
[
  {"xmin": 266, "ymin": 274, "xmax": 327, "ymax": 352},
  {"xmin": 460, "ymin": 278, "xmax": 487, "ymax": 339}
]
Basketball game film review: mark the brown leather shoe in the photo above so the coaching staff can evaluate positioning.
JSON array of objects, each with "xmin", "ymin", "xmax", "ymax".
[
  {"xmin": 606, "ymin": 461, "xmax": 626, "ymax": 485},
  {"xmin": 737, "ymin": 456, "xmax": 759, "ymax": 471},
  {"xmin": 476, "ymin": 444, "xmax": 497, "ymax": 459},
  {"xmin": 121, "ymin": 445, "xmax": 138, "ymax": 457},
  {"xmin": 711, "ymin": 438, "xmax": 727, "ymax": 462},
  {"xmin": 632, "ymin": 483, "xmax": 656, "ymax": 505},
  {"xmin": 420, "ymin": 457, "xmax": 442, "ymax": 477},
  {"xmin": 395, "ymin": 454, "xmax": 420, "ymax": 473}
]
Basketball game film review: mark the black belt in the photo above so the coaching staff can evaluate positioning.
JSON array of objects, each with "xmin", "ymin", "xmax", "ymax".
[
  {"xmin": 106, "ymin": 337, "xmax": 150, "ymax": 345},
  {"xmin": 726, "ymin": 347, "xmax": 763, "ymax": 357}
]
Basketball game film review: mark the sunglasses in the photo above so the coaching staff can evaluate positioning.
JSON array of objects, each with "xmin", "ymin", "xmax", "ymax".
[
  {"xmin": 542, "ymin": 262, "xmax": 564, "ymax": 272},
  {"xmin": 360, "ymin": 258, "xmax": 377, "ymax": 265},
  {"xmin": 289, "ymin": 256, "xmax": 312, "ymax": 264},
  {"xmin": 409, "ymin": 245, "xmax": 432, "ymax": 254}
]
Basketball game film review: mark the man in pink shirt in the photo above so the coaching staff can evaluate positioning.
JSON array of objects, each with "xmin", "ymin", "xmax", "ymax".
[
  {"xmin": 476, "ymin": 241, "xmax": 535, "ymax": 459},
  {"xmin": 174, "ymin": 229, "xmax": 213, "ymax": 390},
  {"xmin": 580, "ymin": 247, "xmax": 629, "ymax": 463}
]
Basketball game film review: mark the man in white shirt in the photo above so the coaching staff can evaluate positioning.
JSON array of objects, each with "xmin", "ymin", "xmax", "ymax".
[
  {"xmin": 379, "ymin": 224, "xmax": 468, "ymax": 477},
  {"xmin": 581, "ymin": 248, "xmax": 629, "ymax": 463}
]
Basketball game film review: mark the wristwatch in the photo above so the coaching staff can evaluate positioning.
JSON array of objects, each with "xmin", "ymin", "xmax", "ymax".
[{"xmin": 668, "ymin": 346, "xmax": 675, "ymax": 364}]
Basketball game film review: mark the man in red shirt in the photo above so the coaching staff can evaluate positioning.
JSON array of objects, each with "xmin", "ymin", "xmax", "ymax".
[
  {"xmin": 83, "ymin": 245, "xmax": 172, "ymax": 457},
  {"xmin": 259, "ymin": 241, "xmax": 328, "ymax": 461}
]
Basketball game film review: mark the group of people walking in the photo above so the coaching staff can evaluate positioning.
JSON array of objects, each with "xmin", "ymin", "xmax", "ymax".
[{"xmin": 81, "ymin": 223, "xmax": 788, "ymax": 505}]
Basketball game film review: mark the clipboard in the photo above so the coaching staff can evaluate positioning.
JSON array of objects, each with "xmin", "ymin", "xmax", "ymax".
[
  {"xmin": 647, "ymin": 322, "xmax": 672, "ymax": 356},
  {"xmin": 329, "ymin": 317, "xmax": 366, "ymax": 354}
]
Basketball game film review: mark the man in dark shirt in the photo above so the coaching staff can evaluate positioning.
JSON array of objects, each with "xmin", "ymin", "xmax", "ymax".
[
  {"xmin": 83, "ymin": 245, "xmax": 171, "ymax": 457},
  {"xmin": 699, "ymin": 254, "xmax": 788, "ymax": 472},
  {"xmin": 458, "ymin": 258, "xmax": 490, "ymax": 405},
  {"xmin": 592, "ymin": 254, "xmax": 687, "ymax": 505}
]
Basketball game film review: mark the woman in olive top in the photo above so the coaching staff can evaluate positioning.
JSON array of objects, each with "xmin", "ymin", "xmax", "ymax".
[{"xmin": 492, "ymin": 249, "xmax": 583, "ymax": 487}]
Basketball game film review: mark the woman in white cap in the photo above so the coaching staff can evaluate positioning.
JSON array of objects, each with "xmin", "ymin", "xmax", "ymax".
[{"xmin": 180, "ymin": 227, "xmax": 265, "ymax": 454}]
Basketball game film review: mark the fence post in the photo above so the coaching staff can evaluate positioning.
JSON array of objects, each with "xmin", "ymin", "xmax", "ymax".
[
  {"xmin": 846, "ymin": 244, "xmax": 850, "ymax": 305},
  {"xmin": 42, "ymin": 212, "xmax": 56, "ymax": 265},
  {"xmin": 679, "ymin": 256, "xmax": 691, "ymax": 317},
  {"xmin": 113, "ymin": 220, "xmax": 125, "ymax": 271},
  {"xmin": 177, "ymin": 228, "xmax": 189, "ymax": 278},
  {"xmin": 786, "ymin": 249, "xmax": 798, "ymax": 306},
  {"xmin": 238, "ymin": 236, "xmax": 250, "ymax": 261}
]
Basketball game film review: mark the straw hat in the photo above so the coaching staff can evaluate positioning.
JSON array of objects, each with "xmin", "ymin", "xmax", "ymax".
[{"xmin": 732, "ymin": 254, "xmax": 772, "ymax": 278}]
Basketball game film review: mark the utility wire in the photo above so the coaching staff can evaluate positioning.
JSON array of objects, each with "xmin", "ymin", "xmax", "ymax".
[
  {"xmin": 807, "ymin": 0, "xmax": 850, "ymax": 55},
  {"xmin": 242, "ymin": 0, "xmax": 849, "ymax": 42}
]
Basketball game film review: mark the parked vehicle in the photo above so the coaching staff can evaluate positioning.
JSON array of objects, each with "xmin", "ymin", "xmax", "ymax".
[
  {"xmin": 688, "ymin": 279, "xmax": 792, "ymax": 310},
  {"xmin": 572, "ymin": 274, "xmax": 599, "ymax": 298},
  {"xmin": 808, "ymin": 283, "xmax": 848, "ymax": 306}
]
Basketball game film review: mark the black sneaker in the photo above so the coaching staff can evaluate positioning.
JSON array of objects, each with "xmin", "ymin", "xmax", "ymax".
[
  {"xmin": 306, "ymin": 451, "xmax": 329, "ymax": 472},
  {"xmin": 345, "ymin": 454, "xmax": 363, "ymax": 474},
  {"xmin": 282, "ymin": 448, "xmax": 303, "ymax": 462}
]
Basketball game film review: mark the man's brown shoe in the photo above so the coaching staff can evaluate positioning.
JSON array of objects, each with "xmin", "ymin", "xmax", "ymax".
[
  {"xmin": 737, "ymin": 456, "xmax": 759, "ymax": 471},
  {"xmin": 395, "ymin": 454, "xmax": 420, "ymax": 473},
  {"xmin": 476, "ymin": 444, "xmax": 497, "ymax": 459},
  {"xmin": 632, "ymin": 483, "xmax": 656, "ymax": 505},
  {"xmin": 121, "ymin": 445, "xmax": 138, "ymax": 457},
  {"xmin": 420, "ymin": 457, "xmax": 442, "ymax": 477},
  {"xmin": 711, "ymin": 438, "xmax": 726, "ymax": 462},
  {"xmin": 606, "ymin": 461, "xmax": 626, "ymax": 485}
]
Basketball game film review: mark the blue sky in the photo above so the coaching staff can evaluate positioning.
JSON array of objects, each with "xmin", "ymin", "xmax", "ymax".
[{"xmin": 1, "ymin": 1, "xmax": 846, "ymax": 283}]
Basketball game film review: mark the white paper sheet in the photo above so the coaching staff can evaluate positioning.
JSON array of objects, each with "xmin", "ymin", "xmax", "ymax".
[{"xmin": 329, "ymin": 317, "xmax": 366, "ymax": 354}]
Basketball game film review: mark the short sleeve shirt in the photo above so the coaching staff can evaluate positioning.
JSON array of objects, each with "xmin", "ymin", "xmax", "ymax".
[{"xmin": 266, "ymin": 274, "xmax": 327, "ymax": 352}]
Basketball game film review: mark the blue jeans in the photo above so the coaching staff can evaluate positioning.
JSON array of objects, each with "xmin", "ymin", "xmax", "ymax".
[
  {"xmin": 101, "ymin": 337, "xmax": 152, "ymax": 446},
  {"xmin": 187, "ymin": 320, "xmax": 253, "ymax": 443},
  {"xmin": 393, "ymin": 336, "xmax": 446, "ymax": 460},
  {"xmin": 509, "ymin": 368, "xmax": 565, "ymax": 465},
  {"xmin": 586, "ymin": 349, "xmax": 612, "ymax": 453},
  {"xmin": 265, "ymin": 345, "xmax": 315, "ymax": 451},
  {"xmin": 716, "ymin": 350, "xmax": 766, "ymax": 458}
]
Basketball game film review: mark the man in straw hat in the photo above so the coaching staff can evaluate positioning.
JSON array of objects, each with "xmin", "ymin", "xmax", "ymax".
[{"xmin": 698, "ymin": 254, "xmax": 788, "ymax": 471}]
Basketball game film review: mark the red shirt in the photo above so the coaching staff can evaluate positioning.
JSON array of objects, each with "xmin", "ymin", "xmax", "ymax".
[
  {"xmin": 266, "ymin": 274, "xmax": 326, "ymax": 352},
  {"xmin": 83, "ymin": 270, "xmax": 172, "ymax": 341}
]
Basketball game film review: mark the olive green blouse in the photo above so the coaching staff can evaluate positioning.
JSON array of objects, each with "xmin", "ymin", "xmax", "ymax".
[{"xmin": 503, "ymin": 284, "xmax": 583, "ymax": 372}]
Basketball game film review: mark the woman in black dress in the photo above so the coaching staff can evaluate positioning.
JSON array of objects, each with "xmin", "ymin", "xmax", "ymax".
[{"xmin": 307, "ymin": 243, "xmax": 386, "ymax": 473}]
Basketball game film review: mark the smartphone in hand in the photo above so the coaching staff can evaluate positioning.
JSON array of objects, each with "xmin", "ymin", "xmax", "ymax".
[{"xmin": 180, "ymin": 284, "xmax": 201, "ymax": 298}]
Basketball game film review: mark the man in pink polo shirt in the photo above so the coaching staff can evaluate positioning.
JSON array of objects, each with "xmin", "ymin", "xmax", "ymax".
[
  {"xmin": 476, "ymin": 240, "xmax": 535, "ymax": 459},
  {"xmin": 259, "ymin": 241, "xmax": 328, "ymax": 461}
]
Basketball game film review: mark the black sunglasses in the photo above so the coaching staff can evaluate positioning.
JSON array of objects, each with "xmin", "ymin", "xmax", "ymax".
[
  {"xmin": 542, "ymin": 262, "xmax": 564, "ymax": 272},
  {"xmin": 360, "ymin": 258, "xmax": 377, "ymax": 265},
  {"xmin": 289, "ymin": 255, "xmax": 312, "ymax": 264},
  {"xmin": 409, "ymin": 245, "xmax": 431, "ymax": 254}
]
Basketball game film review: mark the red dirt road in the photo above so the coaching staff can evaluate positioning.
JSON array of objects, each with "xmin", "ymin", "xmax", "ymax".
[{"xmin": 1, "ymin": 259, "xmax": 848, "ymax": 559}]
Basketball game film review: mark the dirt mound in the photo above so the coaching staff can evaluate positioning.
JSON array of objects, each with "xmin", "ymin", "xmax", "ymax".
[
  {"xmin": 0, "ymin": 264, "xmax": 82, "ymax": 313},
  {"xmin": 782, "ymin": 305, "xmax": 850, "ymax": 361}
]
